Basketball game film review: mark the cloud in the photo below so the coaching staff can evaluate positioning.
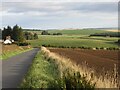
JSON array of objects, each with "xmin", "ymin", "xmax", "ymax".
[
  {"xmin": 2, "ymin": 0, "xmax": 119, "ymax": 2},
  {"xmin": 1, "ymin": 2, "xmax": 118, "ymax": 29},
  {"xmin": 2, "ymin": 2, "xmax": 117, "ymax": 16}
]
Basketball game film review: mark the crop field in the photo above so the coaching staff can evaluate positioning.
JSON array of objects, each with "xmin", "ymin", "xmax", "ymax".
[
  {"xmin": 28, "ymin": 35, "xmax": 119, "ymax": 48},
  {"xmin": 49, "ymin": 48, "xmax": 119, "ymax": 75},
  {"xmin": 27, "ymin": 29, "xmax": 109, "ymax": 35},
  {"xmin": 48, "ymin": 29, "xmax": 109, "ymax": 35},
  {"xmin": 27, "ymin": 29, "xmax": 119, "ymax": 48}
]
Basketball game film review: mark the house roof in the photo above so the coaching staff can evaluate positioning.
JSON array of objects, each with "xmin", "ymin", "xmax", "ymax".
[{"xmin": 4, "ymin": 40, "xmax": 12, "ymax": 44}]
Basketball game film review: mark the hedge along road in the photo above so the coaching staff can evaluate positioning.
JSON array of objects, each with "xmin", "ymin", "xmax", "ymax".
[{"xmin": 2, "ymin": 48, "xmax": 39, "ymax": 88}]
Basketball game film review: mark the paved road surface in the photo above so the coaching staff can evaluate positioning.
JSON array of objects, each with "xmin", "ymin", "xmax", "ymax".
[{"xmin": 2, "ymin": 48, "xmax": 39, "ymax": 88}]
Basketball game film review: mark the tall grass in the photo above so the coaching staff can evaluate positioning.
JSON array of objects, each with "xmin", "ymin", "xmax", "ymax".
[
  {"xmin": 41, "ymin": 47, "xmax": 119, "ymax": 88},
  {"xmin": 1, "ymin": 48, "xmax": 33, "ymax": 60}
]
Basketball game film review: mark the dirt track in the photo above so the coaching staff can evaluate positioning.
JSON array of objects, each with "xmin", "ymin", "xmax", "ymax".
[{"xmin": 49, "ymin": 48, "xmax": 119, "ymax": 74}]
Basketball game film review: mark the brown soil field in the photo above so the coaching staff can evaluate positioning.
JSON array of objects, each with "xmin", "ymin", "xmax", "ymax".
[{"xmin": 49, "ymin": 48, "xmax": 120, "ymax": 74}]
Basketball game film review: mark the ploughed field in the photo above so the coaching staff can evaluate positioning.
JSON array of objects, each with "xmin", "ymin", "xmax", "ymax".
[{"xmin": 49, "ymin": 48, "xmax": 119, "ymax": 74}]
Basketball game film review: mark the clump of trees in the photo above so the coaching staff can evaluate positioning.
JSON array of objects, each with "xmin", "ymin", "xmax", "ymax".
[
  {"xmin": 2, "ymin": 25, "xmax": 25, "ymax": 42},
  {"xmin": 41, "ymin": 30, "xmax": 62, "ymax": 35},
  {"xmin": 24, "ymin": 32, "xmax": 38, "ymax": 40},
  {"xmin": 2, "ymin": 25, "xmax": 38, "ymax": 44},
  {"xmin": 53, "ymin": 33, "xmax": 62, "ymax": 35},
  {"xmin": 41, "ymin": 31, "xmax": 50, "ymax": 35}
]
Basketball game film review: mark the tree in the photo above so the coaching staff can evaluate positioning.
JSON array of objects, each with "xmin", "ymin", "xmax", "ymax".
[
  {"xmin": 12, "ymin": 24, "xmax": 20, "ymax": 41},
  {"xmin": 34, "ymin": 33, "xmax": 38, "ymax": 39},
  {"xmin": 41, "ymin": 30, "xmax": 50, "ymax": 35},
  {"xmin": 18, "ymin": 27, "xmax": 25, "ymax": 42},
  {"xmin": 2, "ymin": 26, "xmax": 12, "ymax": 40},
  {"xmin": 12, "ymin": 25, "xmax": 25, "ymax": 42},
  {"xmin": 118, "ymin": 39, "xmax": 120, "ymax": 44}
]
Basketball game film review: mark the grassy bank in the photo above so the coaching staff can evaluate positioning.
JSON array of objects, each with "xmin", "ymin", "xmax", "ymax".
[
  {"xmin": 1, "ymin": 44, "xmax": 33, "ymax": 60},
  {"xmin": 20, "ymin": 47, "xmax": 118, "ymax": 88},
  {"xmin": 20, "ymin": 50, "xmax": 60, "ymax": 88},
  {"xmin": 20, "ymin": 47, "xmax": 95, "ymax": 89}
]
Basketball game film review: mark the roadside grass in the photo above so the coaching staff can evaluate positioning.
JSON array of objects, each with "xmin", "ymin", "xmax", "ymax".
[
  {"xmin": 20, "ymin": 47, "xmax": 95, "ymax": 89},
  {"xmin": 20, "ymin": 50, "xmax": 60, "ymax": 88},
  {"xmin": 1, "ymin": 44, "xmax": 33, "ymax": 60},
  {"xmin": 0, "ymin": 48, "xmax": 33, "ymax": 60},
  {"xmin": 28, "ymin": 35, "xmax": 119, "ymax": 48}
]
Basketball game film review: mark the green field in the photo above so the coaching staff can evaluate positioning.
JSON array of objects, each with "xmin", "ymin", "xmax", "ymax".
[
  {"xmin": 48, "ymin": 29, "xmax": 108, "ymax": 35},
  {"xmin": 27, "ymin": 29, "xmax": 119, "ymax": 48},
  {"xmin": 26, "ymin": 29, "xmax": 108, "ymax": 35}
]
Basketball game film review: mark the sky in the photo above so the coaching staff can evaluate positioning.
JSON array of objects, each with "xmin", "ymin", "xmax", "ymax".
[{"xmin": 0, "ymin": 0, "xmax": 119, "ymax": 29}]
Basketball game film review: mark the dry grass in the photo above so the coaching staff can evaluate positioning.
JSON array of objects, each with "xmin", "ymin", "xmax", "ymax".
[
  {"xmin": 41, "ymin": 46, "xmax": 119, "ymax": 88},
  {"xmin": 106, "ymin": 30, "xmax": 120, "ymax": 32},
  {"xmin": 1, "ymin": 44, "xmax": 32, "ymax": 60}
]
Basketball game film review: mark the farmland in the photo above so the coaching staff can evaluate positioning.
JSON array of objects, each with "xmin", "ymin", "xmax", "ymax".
[
  {"xmin": 24, "ymin": 29, "xmax": 119, "ymax": 88},
  {"xmin": 21, "ymin": 47, "xmax": 118, "ymax": 88},
  {"xmin": 27, "ymin": 29, "xmax": 119, "ymax": 48},
  {"xmin": 27, "ymin": 29, "xmax": 108, "ymax": 35},
  {"xmin": 49, "ymin": 48, "xmax": 119, "ymax": 75}
]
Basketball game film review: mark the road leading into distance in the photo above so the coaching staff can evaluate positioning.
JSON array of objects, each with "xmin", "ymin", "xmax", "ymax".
[{"xmin": 2, "ymin": 48, "xmax": 39, "ymax": 88}]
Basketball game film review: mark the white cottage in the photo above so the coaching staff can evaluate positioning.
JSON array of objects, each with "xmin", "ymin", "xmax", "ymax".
[
  {"xmin": 4, "ymin": 39, "xmax": 12, "ymax": 44},
  {"xmin": 3, "ymin": 36, "xmax": 14, "ymax": 45}
]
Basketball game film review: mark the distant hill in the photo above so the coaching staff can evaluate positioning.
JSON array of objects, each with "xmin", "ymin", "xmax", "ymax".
[{"xmin": 83, "ymin": 27, "xmax": 117, "ymax": 30}]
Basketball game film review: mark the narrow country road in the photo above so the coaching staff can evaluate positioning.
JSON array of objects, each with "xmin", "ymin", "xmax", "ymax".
[{"xmin": 2, "ymin": 48, "xmax": 39, "ymax": 88}]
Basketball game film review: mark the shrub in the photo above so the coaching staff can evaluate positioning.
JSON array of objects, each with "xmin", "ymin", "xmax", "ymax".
[
  {"xmin": 41, "ymin": 30, "xmax": 50, "ymax": 35},
  {"xmin": 100, "ymin": 47, "xmax": 104, "ymax": 49},
  {"xmin": 71, "ymin": 46, "xmax": 76, "ymax": 49},
  {"xmin": 17, "ymin": 42, "xmax": 30, "ymax": 46},
  {"xmin": 53, "ymin": 33, "xmax": 62, "ymax": 35},
  {"xmin": 96, "ymin": 47, "xmax": 99, "ymax": 50}
]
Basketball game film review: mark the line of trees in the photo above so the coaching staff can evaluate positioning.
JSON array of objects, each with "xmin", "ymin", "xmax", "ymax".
[
  {"xmin": 2, "ymin": 25, "xmax": 38, "ymax": 42},
  {"xmin": 90, "ymin": 32, "xmax": 120, "ymax": 37},
  {"xmin": 24, "ymin": 32, "xmax": 38, "ymax": 40},
  {"xmin": 41, "ymin": 30, "xmax": 62, "ymax": 35}
]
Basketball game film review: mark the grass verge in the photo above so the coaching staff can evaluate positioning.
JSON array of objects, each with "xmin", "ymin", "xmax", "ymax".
[
  {"xmin": 20, "ymin": 50, "xmax": 60, "ymax": 88},
  {"xmin": 1, "ymin": 48, "xmax": 33, "ymax": 60}
]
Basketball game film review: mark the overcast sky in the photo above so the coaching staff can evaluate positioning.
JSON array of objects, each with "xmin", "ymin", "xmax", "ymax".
[{"xmin": 0, "ymin": 0, "xmax": 119, "ymax": 29}]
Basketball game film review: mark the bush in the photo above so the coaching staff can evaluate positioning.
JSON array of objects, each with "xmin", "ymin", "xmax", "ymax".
[
  {"xmin": 71, "ymin": 46, "xmax": 76, "ymax": 49},
  {"xmin": 53, "ymin": 33, "xmax": 62, "ymax": 35},
  {"xmin": 96, "ymin": 47, "xmax": 99, "ymax": 50},
  {"xmin": 41, "ymin": 30, "xmax": 50, "ymax": 35},
  {"xmin": 100, "ymin": 47, "xmax": 104, "ymax": 49},
  {"xmin": 17, "ymin": 42, "xmax": 30, "ymax": 46}
]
